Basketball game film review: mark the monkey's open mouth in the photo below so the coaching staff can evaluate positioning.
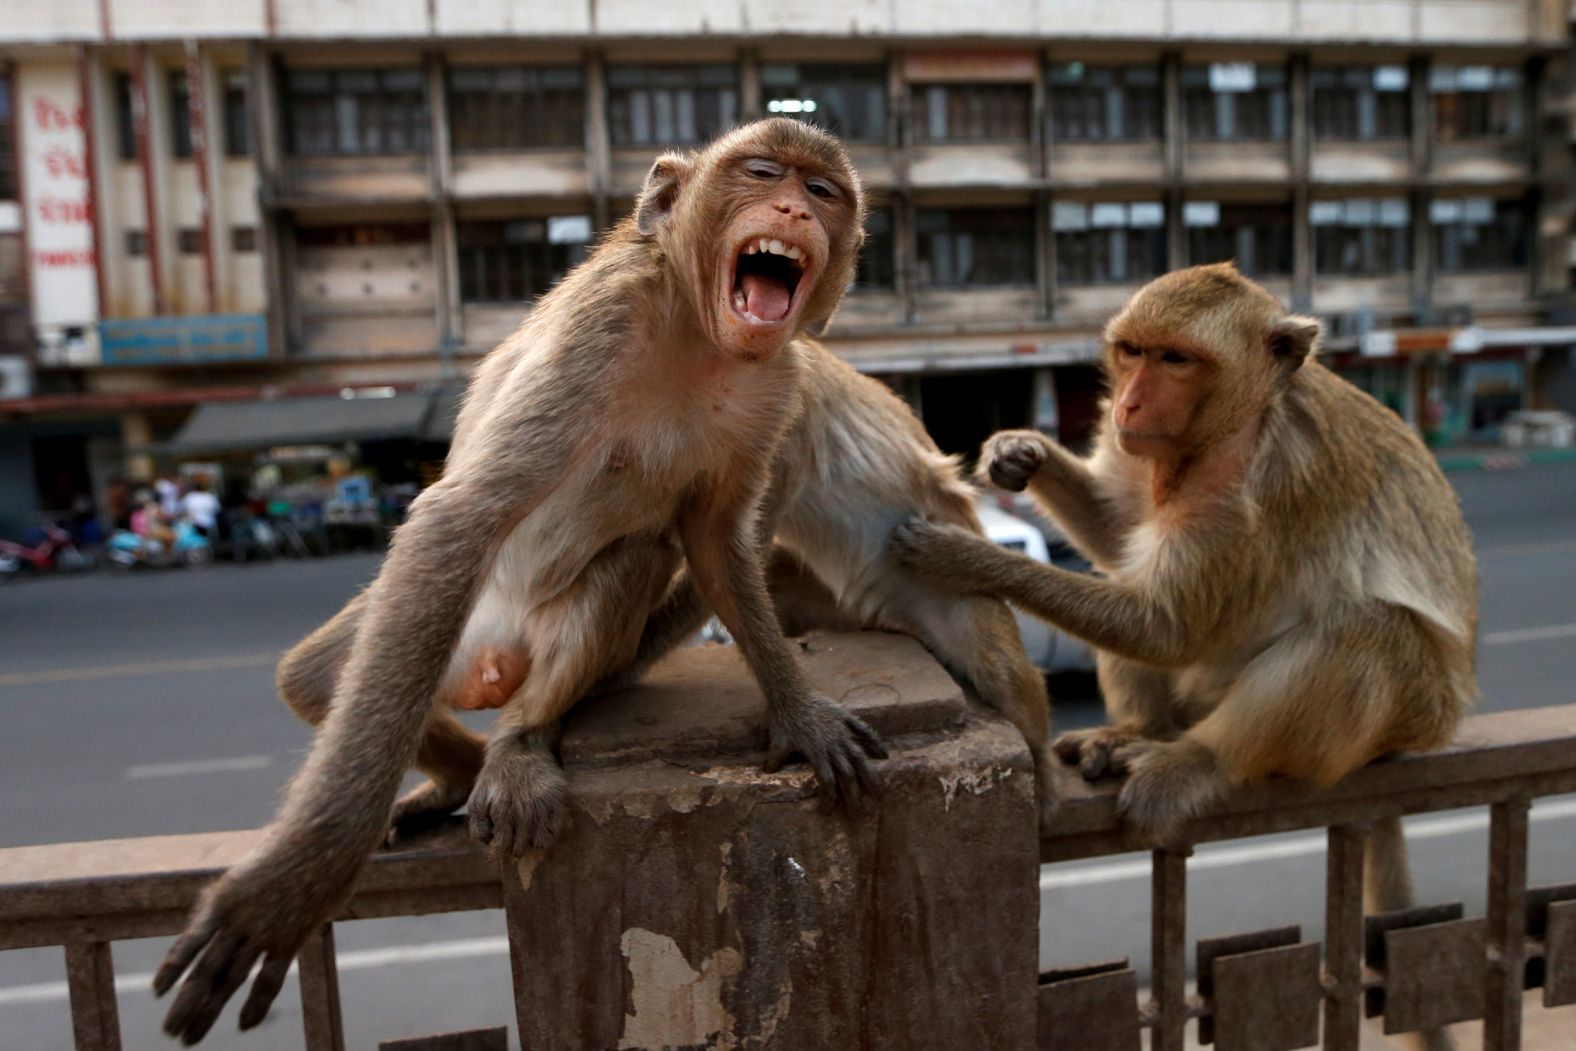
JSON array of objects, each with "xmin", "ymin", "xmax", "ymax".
[{"xmin": 729, "ymin": 237, "xmax": 809, "ymax": 325}]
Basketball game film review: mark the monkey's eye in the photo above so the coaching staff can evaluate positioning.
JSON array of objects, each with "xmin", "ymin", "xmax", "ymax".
[
  {"xmin": 806, "ymin": 177, "xmax": 838, "ymax": 200},
  {"xmin": 745, "ymin": 159, "xmax": 785, "ymax": 180},
  {"xmin": 1118, "ymin": 342, "xmax": 1142, "ymax": 359},
  {"xmin": 1161, "ymin": 350, "xmax": 1191, "ymax": 365}
]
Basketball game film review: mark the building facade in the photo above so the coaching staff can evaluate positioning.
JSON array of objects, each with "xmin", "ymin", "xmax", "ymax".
[{"xmin": 0, "ymin": 0, "xmax": 1573, "ymax": 530}]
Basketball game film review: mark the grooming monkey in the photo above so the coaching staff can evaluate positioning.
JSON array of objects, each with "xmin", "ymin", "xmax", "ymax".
[
  {"xmin": 893, "ymin": 263, "xmax": 1476, "ymax": 905},
  {"xmin": 155, "ymin": 120, "xmax": 1049, "ymax": 1044}
]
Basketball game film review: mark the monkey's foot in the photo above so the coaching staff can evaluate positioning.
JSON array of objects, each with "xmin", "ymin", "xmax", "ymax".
[
  {"xmin": 1052, "ymin": 726, "xmax": 1144, "ymax": 781},
  {"xmin": 765, "ymin": 693, "xmax": 888, "ymax": 811},
  {"xmin": 1111, "ymin": 738, "xmax": 1221, "ymax": 847},
  {"xmin": 980, "ymin": 430, "xmax": 1053, "ymax": 492},
  {"xmin": 387, "ymin": 776, "xmax": 476, "ymax": 846},
  {"xmin": 467, "ymin": 740, "xmax": 569, "ymax": 859},
  {"xmin": 888, "ymin": 518, "xmax": 996, "ymax": 593}
]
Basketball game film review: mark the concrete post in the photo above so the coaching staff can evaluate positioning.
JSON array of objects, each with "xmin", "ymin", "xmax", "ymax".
[{"xmin": 501, "ymin": 632, "xmax": 1041, "ymax": 1050}]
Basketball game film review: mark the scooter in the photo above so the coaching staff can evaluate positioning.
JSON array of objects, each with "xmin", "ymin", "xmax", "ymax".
[
  {"xmin": 106, "ymin": 521, "xmax": 213, "ymax": 569},
  {"xmin": 0, "ymin": 524, "xmax": 97, "ymax": 580}
]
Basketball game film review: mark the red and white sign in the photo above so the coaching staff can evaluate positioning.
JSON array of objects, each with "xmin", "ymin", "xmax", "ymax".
[{"xmin": 18, "ymin": 64, "xmax": 98, "ymax": 329}]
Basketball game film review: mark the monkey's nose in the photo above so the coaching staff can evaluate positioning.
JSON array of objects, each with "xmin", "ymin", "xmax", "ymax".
[{"xmin": 773, "ymin": 201, "xmax": 811, "ymax": 220}]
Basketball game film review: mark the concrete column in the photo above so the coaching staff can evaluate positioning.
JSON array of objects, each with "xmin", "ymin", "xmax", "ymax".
[
  {"xmin": 895, "ymin": 192, "xmax": 916, "ymax": 324},
  {"xmin": 1036, "ymin": 191, "xmax": 1055, "ymax": 320},
  {"xmin": 426, "ymin": 52, "xmax": 460, "ymax": 363},
  {"xmin": 77, "ymin": 47, "xmax": 111, "ymax": 320},
  {"xmin": 1409, "ymin": 55, "xmax": 1432, "ymax": 313},
  {"xmin": 246, "ymin": 44, "xmax": 289, "ymax": 356},
  {"xmin": 129, "ymin": 46, "xmax": 167, "ymax": 315},
  {"xmin": 1163, "ymin": 52, "xmax": 1185, "ymax": 271},
  {"xmin": 185, "ymin": 41, "xmax": 220, "ymax": 315},
  {"xmin": 739, "ymin": 49, "xmax": 761, "ymax": 121},
  {"xmin": 120, "ymin": 411, "xmax": 155, "ymax": 483},
  {"xmin": 585, "ymin": 52, "xmax": 611, "ymax": 232},
  {"xmin": 1289, "ymin": 53, "xmax": 1313, "ymax": 311}
]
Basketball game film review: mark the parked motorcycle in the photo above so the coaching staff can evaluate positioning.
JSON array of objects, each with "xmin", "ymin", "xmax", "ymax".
[
  {"xmin": 105, "ymin": 521, "xmax": 213, "ymax": 569},
  {"xmin": 0, "ymin": 524, "xmax": 97, "ymax": 581}
]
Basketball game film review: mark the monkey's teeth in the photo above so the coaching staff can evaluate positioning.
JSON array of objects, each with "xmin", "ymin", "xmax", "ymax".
[
  {"xmin": 744, "ymin": 244, "xmax": 757, "ymax": 254},
  {"xmin": 785, "ymin": 245, "xmax": 802, "ymax": 260},
  {"xmin": 758, "ymin": 237, "xmax": 771, "ymax": 253},
  {"xmin": 768, "ymin": 239, "xmax": 786, "ymax": 255},
  {"xmin": 732, "ymin": 289, "xmax": 747, "ymax": 312}
]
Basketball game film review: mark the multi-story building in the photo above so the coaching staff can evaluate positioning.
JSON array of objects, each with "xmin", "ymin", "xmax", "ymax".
[{"xmin": 0, "ymin": 0, "xmax": 1573, "ymax": 531}]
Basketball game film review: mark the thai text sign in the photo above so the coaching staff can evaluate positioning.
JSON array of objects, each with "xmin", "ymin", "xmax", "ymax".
[{"xmin": 18, "ymin": 64, "xmax": 98, "ymax": 330}]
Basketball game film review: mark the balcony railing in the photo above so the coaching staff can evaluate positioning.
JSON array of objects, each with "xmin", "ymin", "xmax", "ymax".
[{"xmin": 1, "ymin": 634, "xmax": 1572, "ymax": 1049}]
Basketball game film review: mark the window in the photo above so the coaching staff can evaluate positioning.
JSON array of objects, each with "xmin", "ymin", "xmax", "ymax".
[
  {"xmin": 170, "ymin": 72, "xmax": 193, "ymax": 158},
  {"xmin": 125, "ymin": 230, "xmax": 147, "ymax": 256},
  {"xmin": 457, "ymin": 217, "xmax": 591, "ymax": 304},
  {"xmin": 761, "ymin": 63, "xmax": 887, "ymax": 142},
  {"xmin": 231, "ymin": 226, "xmax": 258, "ymax": 253},
  {"xmin": 910, "ymin": 84, "xmax": 1031, "ymax": 144},
  {"xmin": 1311, "ymin": 66, "xmax": 1410, "ymax": 141},
  {"xmin": 1184, "ymin": 201, "xmax": 1293, "ymax": 277},
  {"xmin": 915, "ymin": 207, "xmax": 1034, "ymax": 288},
  {"xmin": 1311, "ymin": 198, "xmax": 1411, "ymax": 275},
  {"xmin": 1183, "ymin": 63, "xmax": 1288, "ymax": 142},
  {"xmin": 285, "ymin": 68, "xmax": 429, "ymax": 156},
  {"xmin": 0, "ymin": 74, "xmax": 14, "ymax": 199},
  {"xmin": 1053, "ymin": 201, "xmax": 1167, "ymax": 285},
  {"xmin": 178, "ymin": 228, "xmax": 203, "ymax": 254},
  {"xmin": 607, "ymin": 65, "xmax": 738, "ymax": 147},
  {"xmin": 1432, "ymin": 66, "xmax": 1524, "ymax": 141},
  {"xmin": 449, "ymin": 67, "xmax": 584, "ymax": 150},
  {"xmin": 295, "ymin": 222, "xmax": 429, "ymax": 248},
  {"xmin": 223, "ymin": 72, "xmax": 249, "ymax": 157},
  {"xmin": 114, "ymin": 72, "xmax": 136, "ymax": 160},
  {"xmin": 855, "ymin": 208, "xmax": 895, "ymax": 290},
  {"xmin": 1432, "ymin": 197, "xmax": 1527, "ymax": 272},
  {"xmin": 1048, "ymin": 63, "xmax": 1162, "ymax": 143}
]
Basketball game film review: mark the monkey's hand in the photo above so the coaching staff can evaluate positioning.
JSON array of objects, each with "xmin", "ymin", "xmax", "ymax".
[
  {"xmin": 154, "ymin": 849, "xmax": 350, "ymax": 1044},
  {"xmin": 979, "ymin": 429, "xmax": 1054, "ymax": 492},
  {"xmin": 888, "ymin": 517, "xmax": 1001, "ymax": 594},
  {"xmin": 1052, "ymin": 725, "xmax": 1145, "ymax": 782},
  {"xmin": 764, "ymin": 692, "xmax": 888, "ymax": 810}
]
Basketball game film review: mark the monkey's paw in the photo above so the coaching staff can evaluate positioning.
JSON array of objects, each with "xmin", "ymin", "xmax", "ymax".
[
  {"xmin": 1052, "ymin": 725, "xmax": 1143, "ymax": 781},
  {"xmin": 764, "ymin": 693, "xmax": 888, "ymax": 811},
  {"xmin": 1111, "ymin": 738, "xmax": 1221, "ymax": 848},
  {"xmin": 980, "ymin": 430, "xmax": 1054, "ymax": 492},
  {"xmin": 467, "ymin": 742, "xmax": 570, "ymax": 859},
  {"xmin": 154, "ymin": 856, "xmax": 341, "ymax": 1043},
  {"xmin": 889, "ymin": 517, "xmax": 993, "ymax": 592},
  {"xmin": 387, "ymin": 775, "xmax": 476, "ymax": 846}
]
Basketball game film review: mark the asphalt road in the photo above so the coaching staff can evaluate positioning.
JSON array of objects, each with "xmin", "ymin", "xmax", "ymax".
[{"xmin": 1, "ymin": 461, "xmax": 1574, "ymax": 1049}]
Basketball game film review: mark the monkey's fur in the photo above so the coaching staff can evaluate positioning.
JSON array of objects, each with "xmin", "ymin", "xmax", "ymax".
[
  {"xmin": 154, "ymin": 120, "xmax": 1049, "ymax": 1045},
  {"xmin": 893, "ymin": 263, "xmax": 1476, "ymax": 916}
]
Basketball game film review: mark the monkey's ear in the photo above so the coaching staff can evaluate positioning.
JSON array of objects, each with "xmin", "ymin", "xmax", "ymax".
[
  {"xmin": 803, "ymin": 318, "xmax": 829, "ymax": 338},
  {"xmin": 635, "ymin": 154, "xmax": 692, "ymax": 237},
  {"xmin": 1267, "ymin": 315, "xmax": 1321, "ymax": 372}
]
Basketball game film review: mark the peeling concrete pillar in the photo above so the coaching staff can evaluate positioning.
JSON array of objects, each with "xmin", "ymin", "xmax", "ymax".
[{"xmin": 502, "ymin": 632, "xmax": 1040, "ymax": 1050}]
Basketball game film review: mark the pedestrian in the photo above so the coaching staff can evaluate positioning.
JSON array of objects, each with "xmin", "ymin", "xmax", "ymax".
[{"xmin": 181, "ymin": 478, "xmax": 221, "ymax": 540}]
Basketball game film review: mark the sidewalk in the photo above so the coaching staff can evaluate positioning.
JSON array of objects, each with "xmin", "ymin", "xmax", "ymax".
[{"xmin": 1435, "ymin": 445, "xmax": 1576, "ymax": 473}]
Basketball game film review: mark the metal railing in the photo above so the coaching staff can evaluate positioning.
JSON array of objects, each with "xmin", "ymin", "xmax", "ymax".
[{"xmin": 1, "ymin": 703, "xmax": 1573, "ymax": 1050}]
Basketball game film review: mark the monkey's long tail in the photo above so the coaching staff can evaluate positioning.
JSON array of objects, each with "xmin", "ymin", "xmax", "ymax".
[{"xmin": 1365, "ymin": 816, "xmax": 1458, "ymax": 1051}]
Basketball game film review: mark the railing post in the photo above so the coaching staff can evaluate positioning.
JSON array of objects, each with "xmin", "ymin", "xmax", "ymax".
[
  {"xmin": 1322, "ymin": 823, "xmax": 1366, "ymax": 1051},
  {"xmin": 1484, "ymin": 799, "xmax": 1531, "ymax": 1051},
  {"xmin": 63, "ymin": 941, "xmax": 122, "ymax": 1051},
  {"xmin": 1151, "ymin": 846, "xmax": 1190, "ymax": 1051},
  {"xmin": 298, "ymin": 923, "xmax": 347, "ymax": 1051}
]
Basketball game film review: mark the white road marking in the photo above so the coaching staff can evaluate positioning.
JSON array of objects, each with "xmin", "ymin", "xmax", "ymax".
[
  {"xmin": 0, "ymin": 653, "xmax": 278, "ymax": 689},
  {"xmin": 1041, "ymin": 796, "xmax": 1576, "ymax": 891},
  {"xmin": 125, "ymin": 755, "xmax": 272, "ymax": 780},
  {"xmin": 0, "ymin": 936, "xmax": 511, "ymax": 1007},
  {"xmin": 1483, "ymin": 622, "xmax": 1576, "ymax": 646}
]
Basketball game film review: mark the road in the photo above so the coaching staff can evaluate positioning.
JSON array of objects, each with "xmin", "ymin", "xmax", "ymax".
[{"xmin": 1, "ymin": 461, "xmax": 1574, "ymax": 1049}]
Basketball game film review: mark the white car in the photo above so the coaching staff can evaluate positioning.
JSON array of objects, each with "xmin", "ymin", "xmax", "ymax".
[{"xmin": 974, "ymin": 498, "xmax": 1097, "ymax": 674}]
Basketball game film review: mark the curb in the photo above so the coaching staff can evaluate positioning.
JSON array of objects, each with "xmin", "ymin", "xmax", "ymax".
[{"xmin": 1435, "ymin": 447, "xmax": 1576, "ymax": 473}]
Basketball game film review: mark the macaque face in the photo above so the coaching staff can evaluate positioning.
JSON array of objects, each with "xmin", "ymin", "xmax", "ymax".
[
  {"xmin": 1107, "ymin": 340, "xmax": 1214, "ymax": 459},
  {"xmin": 708, "ymin": 153, "xmax": 857, "ymax": 360}
]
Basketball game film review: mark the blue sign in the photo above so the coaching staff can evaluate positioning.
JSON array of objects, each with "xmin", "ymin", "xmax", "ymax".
[{"xmin": 99, "ymin": 314, "xmax": 267, "ymax": 366}]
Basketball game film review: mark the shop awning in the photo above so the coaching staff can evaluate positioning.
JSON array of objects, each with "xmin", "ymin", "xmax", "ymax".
[{"xmin": 167, "ymin": 392, "xmax": 439, "ymax": 453}]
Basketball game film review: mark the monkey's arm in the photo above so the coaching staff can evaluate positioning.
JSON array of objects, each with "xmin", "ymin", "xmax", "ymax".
[
  {"xmin": 154, "ymin": 422, "xmax": 568, "ymax": 1043},
  {"xmin": 679, "ymin": 480, "xmax": 886, "ymax": 806},
  {"xmin": 891, "ymin": 519, "xmax": 1209, "ymax": 668},
  {"xmin": 979, "ymin": 430, "xmax": 1128, "ymax": 568}
]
